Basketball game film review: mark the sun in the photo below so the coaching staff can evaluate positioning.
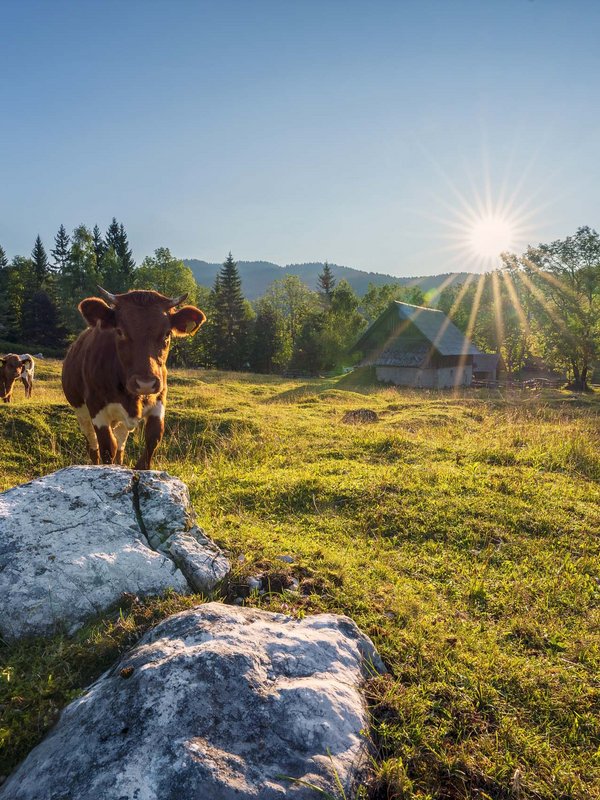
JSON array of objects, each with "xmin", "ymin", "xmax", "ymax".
[{"xmin": 468, "ymin": 215, "xmax": 515, "ymax": 260}]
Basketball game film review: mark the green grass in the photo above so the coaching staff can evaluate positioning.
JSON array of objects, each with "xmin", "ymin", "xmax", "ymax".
[{"xmin": 1, "ymin": 361, "xmax": 599, "ymax": 798}]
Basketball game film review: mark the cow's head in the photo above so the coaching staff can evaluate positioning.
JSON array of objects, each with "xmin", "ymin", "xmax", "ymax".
[
  {"xmin": 0, "ymin": 354, "xmax": 26, "ymax": 383},
  {"xmin": 79, "ymin": 288, "xmax": 206, "ymax": 396}
]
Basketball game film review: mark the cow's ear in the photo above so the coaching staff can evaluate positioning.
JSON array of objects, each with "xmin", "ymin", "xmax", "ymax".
[
  {"xmin": 78, "ymin": 298, "xmax": 116, "ymax": 328},
  {"xmin": 169, "ymin": 306, "xmax": 206, "ymax": 337}
]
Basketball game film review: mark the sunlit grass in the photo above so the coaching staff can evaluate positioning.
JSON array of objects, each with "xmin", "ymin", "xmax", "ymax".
[{"xmin": 0, "ymin": 361, "xmax": 599, "ymax": 798}]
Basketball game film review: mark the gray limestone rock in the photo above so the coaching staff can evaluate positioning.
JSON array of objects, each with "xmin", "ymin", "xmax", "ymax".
[
  {"xmin": 0, "ymin": 466, "xmax": 229, "ymax": 639},
  {"xmin": 0, "ymin": 602, "xmax": 384, "ymax": 800}
]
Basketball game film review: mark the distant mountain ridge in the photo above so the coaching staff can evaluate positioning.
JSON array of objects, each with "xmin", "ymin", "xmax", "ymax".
[{"xmin": 183, "ymin": 259, "xmax": 468, "ymax": 300}]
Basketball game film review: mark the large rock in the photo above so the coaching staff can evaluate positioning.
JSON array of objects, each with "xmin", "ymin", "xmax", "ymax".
[
  {"xmin": 1, "ymin": 603, "xmax": 384, "ymax": 800},
  {"xmin": 0, "ymin": 466, "xmax": 230, "ymax": 639}
]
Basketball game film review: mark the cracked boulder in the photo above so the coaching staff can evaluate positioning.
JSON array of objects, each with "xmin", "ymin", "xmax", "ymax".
[
  {"xmin": 0, "ymin": 466, "xmax": 230, "ymax": 640},
  {"xmin": 0, "ymin": 602, "xmax": 385, "ymax": 800}
]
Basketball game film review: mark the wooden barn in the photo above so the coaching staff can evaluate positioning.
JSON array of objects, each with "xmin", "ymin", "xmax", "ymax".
[{"xmin": 354, "ymin": 301, "xmax": 482, "ymax": 388}]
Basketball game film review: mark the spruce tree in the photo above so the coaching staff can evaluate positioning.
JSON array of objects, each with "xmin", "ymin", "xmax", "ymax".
[
  {"xmin": 105, "ymin": 217, "xmax": 121, "ymax": 251},
  {"xmin": 103, "ymin": 218, "xmax": 135, "ymax": 291},
  {"xmin": 31, "ymin": 235, "xmax": 49, "ymax": 287},
  {"xmin": 51, "ymin": 225, "xmax": 70, "ymax": 274},
  {"xmin": 117, "ymin": 223, "xmax": 135, "ymax": 275},
  {"xmin": 211, "ymin": 252, "xmax": 248, "ymax": 370},
  {"xmin": 317, "ymin": 261, "xmax": 336, "ymax": 303},
  {"xmin": 0, "ymin": 244, "xmax": 8, "ymax": 269},
  {"xmin": 92, "ymin": 224, "xmax": 105, "ymax": 276}
]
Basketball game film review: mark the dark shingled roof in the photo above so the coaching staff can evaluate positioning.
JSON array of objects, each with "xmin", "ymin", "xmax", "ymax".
[
  {"xmin": 364, "ymin": 343, "xmax": 430, "ymax": 368},
  {"xmin": 355, "ymin": 301, "xmax": 481, "ymax": 363},
  {"xmin": 393, "ymin": 302, "xmax": 480, "ymax": 356}
]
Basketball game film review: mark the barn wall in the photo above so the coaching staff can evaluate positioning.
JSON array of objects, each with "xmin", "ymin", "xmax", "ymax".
[
  {"xmin": 435, "ymin": 365, "xmax": 472, "ymax": 388},
  {"xmin": 376, "ymin": 367, "xmax": 437, "ymax": 387},
  {"xmin": 376, "ymin": 365, "xmax": 472, "ymax": 388}
]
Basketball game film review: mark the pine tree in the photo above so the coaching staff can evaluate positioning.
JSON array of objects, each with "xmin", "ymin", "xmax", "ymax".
[
  {"xmin": 0, "ymin": 244, "xmax": 8, "ymax": 269},
  {"xmin": 103, "ymin": 218, "xmax": 135, "ymax": 291},
  {"xmin": 211, "ymin": 252, "xmax": 249, "ymax": 370},
  {"xmin": 317, "ymin": 261, "xmax": 336, "ymax": 304},
  {"xmin": 51, "ymin": 225, "xmax": 71, "ymax": 274},
  {"xmin": 117, "ymin": 223, "xmax": 135, "ymax": 276},
  {"xmin": 105, "ymin": 217, "xmax": 121, "ymax": 251},
  {"xmin": 31, "ymin": 235, "xmax": 49, "ymax": 287},
  {"xmin": 92, "ymin": 224, "xmax": 105, "ymax": 276}
]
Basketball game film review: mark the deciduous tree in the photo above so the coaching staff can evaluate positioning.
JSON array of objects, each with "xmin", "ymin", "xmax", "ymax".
[{"xmin": 504, "ymin": 226, "xmax": 600, "ymax": 390}]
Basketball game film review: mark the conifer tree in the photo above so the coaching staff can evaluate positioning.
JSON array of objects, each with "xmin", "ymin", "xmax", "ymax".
[
  {"xmin": 317, "ymin": 261, "xmax": 336, "ymax": 304},
  {"xmin": 105, "ymin": 217, "xmax": 121, "ymax": 251},
  {"xmin": 51, "ymin": 225, "xmax": 70, "ymax": 274},
  {"xmin": 92, "ymin": 224, "xmax": 105, "ymax": 276},
  {"xmin": 117, "ymin": 223, "xmax": 135, "ymax": 276},
  {"xmin": 0, "ymin": 244, "xmax": 8, "ymax": 269},
  {"xmin": 31, "ymin": 235, "xmax": 49, "ymax": 288},
  {"xmin": 103, "ymin": 218, "xmax": 135, "ymax": 291},
  {"xmin": 211, "ymin": 252, "xmax": 249, "ymax": 369}
]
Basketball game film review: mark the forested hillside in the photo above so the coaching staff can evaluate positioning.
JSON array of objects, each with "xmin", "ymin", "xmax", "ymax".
[{"xmin": 183, "ymin": 258, "xmax": 468, "ymax": 299}]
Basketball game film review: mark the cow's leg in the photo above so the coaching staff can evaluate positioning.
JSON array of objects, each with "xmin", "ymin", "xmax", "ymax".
[
  {"xmin": 21, "ymin": 375, "xmax": 31, "ymax": 398},
  {"xmin": 75, "ymin": 406, "xmax": 100, "ymax": 464},
  {"xmin": 112, "ymin": 422, "xmax": 130, "ymax": 466},
  {"xmin": 94, "ymin": 425, "xmax": 118, "ymax": 464},
  {"xmin": 135, "ymin": 414, "xmax": 164, "ymax": 470}
]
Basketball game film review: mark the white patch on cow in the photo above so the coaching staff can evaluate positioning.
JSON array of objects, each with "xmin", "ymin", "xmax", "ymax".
[
  {"xmin": 144, "ymin": 400, "xmax": 165, "ymax": 420},
  {"xmin": 75, "ymin": 406, "xmax": 98, "ymax": 448},
  {"xmin": 112, "ymin": 422, "xmax": 130, "ymax": 451},
  {"xmin": 19, "ymin": 355, "xmax": 35, "ymax": 380},
  {"xmin": 92, "ymin": 403, "xmax": 142, "ymax": 432}
]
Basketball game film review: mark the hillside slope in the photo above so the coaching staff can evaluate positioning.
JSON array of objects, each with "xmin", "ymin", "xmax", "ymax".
[{"xmin": 184, "ymin": 258, "xmax": 468, "ymax": 299}]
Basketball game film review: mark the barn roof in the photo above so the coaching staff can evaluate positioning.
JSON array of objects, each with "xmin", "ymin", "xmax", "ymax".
[
  {"xmin": 355, "ymin": 301, "xmax": 481, "ymax": 359},
  {"xmin": 371, "ymin": 343, "xmax": 431, "ymax": 368}
]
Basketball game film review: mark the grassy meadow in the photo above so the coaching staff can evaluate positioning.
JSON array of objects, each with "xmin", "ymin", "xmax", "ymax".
[{"xmin": 1, "ymin": 359, "xmax": 599, "ymax": 799}]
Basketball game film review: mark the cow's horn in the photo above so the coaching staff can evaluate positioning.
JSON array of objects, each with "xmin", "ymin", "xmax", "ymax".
[
  {"xmin": 166, "ymin": 293, "xmax": 188, "ymax": 309},
  {"xmin": 96, "ymin": 285, "xmax": 118, "ymax": 305}
]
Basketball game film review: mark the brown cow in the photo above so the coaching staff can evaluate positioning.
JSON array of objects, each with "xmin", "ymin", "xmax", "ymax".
[
  {"xmin": 62, "ymin": 287, "xmax": 206, "ymax": 469},
  {"xmin": 1, "ymin": 354, "xmax": 33, "ymax": 403}
]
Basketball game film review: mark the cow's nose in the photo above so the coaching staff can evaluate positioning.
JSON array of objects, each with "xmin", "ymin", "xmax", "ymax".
[{"xmin": 133, "ymin": 377, "xmax": 161, "ymax": 394}]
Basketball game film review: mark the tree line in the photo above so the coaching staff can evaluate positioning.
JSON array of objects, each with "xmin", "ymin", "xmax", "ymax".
[{"xmin": 1, "ymin": 224, "xmax": 599, "ymax": 388}]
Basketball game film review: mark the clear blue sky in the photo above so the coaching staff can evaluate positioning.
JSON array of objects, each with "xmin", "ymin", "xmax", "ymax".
[{"xmin": 1, "ymin": 0, "xmax": 599, "ymax": 276}]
